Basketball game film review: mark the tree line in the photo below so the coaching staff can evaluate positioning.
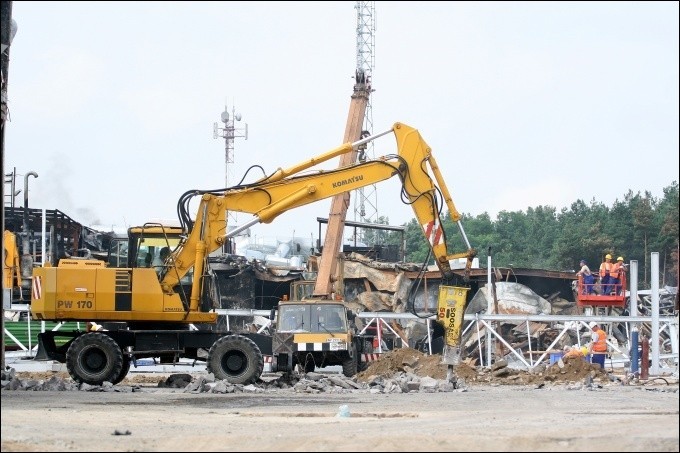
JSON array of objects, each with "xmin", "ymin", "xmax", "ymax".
[{"xmin": 364, "ymin": 181, "xmax": 679, "ymax": 289}]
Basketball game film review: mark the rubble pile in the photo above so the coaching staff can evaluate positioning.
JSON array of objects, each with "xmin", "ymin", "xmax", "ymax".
[
  {"xmin": 356, "ymin": 347, "xmax": 613, "ymax": 387},
  {"xmin": 0, "ymin": 348, "xmax": 627, "ymax": 394}
]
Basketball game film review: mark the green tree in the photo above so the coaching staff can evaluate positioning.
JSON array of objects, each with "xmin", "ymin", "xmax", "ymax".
[
  {"xmin": 654, "ymin": 181, "xmax": 679, "ymax": 285},
  {"xmin": 393, "ymin": 181, "xmax": 678, "ymax": 289}
]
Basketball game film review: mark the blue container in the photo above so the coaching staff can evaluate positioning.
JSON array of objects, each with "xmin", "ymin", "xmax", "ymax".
[
  {"xmin": 549, "ymin": 352, "xmax": 563, "ymax": 364},
  {"xmin": 134, "ymin": 359, "xmax": 155, "ymax": 367}
]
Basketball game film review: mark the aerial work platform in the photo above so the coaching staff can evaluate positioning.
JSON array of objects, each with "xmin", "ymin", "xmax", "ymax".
[{"xmin": 576, "ymin": 273, "xmax": 627, "ymax": 308}]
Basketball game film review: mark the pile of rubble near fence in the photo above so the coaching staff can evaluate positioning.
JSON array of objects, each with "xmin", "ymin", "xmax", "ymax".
[{"xmin": 3, "ymin": 347, "xmax": 661, "ymax": 394}]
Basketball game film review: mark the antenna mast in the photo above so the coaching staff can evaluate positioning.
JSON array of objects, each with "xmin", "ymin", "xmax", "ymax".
[
  {"xmin": 214, "ymin": 103, "xmax": 248, "ymax": 224},
  {"xmin": 354, "ymin": 1, "xmax": 377, "ymax": 230}
]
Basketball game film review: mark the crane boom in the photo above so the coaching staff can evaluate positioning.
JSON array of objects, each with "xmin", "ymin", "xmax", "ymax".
[{"xmin": 315, "ymin": 70, "xmax": 371, "ymax": 298}]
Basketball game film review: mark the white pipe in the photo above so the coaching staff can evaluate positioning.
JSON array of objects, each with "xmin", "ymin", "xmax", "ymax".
[
  {"xmin": 27, "ymin": 306, "xmax": 32, "ymax": 357},
  {"xmin": 486, "ymin": 254, "xmax": 492, "ymax": 367},
  {"xmin": 650, "ymin": 252, "xmax": 660, "ymax": 374},
  {"xmin": 475, "ymin": 318, "xmax": 484, "ymax": 366},
  {"xmin": 526, "ymin": 319, "xmax": 533, "ymax": 367},
  {"xmin": 629, "ymin": 260, "xmax": 639, "ymax": 375},
  {"xmin": 630, "ymin": 260, "xmax": 638, "ymax": 317},
  {"xmin": 41, "ymin": 208, "xmax": 46, "ymax": 265}
]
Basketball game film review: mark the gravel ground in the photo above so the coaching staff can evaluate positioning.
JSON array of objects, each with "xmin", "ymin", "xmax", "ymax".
[
  {"xmin": 2, "ymin": 349, "xmax": 678, "ymax": 451},
  {"xmin": 2, "ymin": 372, "xmax": 678, "ymax": 452}
]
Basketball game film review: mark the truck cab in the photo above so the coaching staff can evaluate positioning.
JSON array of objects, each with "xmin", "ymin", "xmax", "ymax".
[{"xmin": 271, "ymin": 299, "xmax": 374, "ymax": 376}]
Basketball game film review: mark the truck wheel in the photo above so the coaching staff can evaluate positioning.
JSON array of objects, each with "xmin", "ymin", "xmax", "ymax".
[
  {"xmin": 358, "ymin": 340, "xmax": 373, "ymax": 372},
  {"xmin": 342, "ymin": 344, "xmax": 358, "ymax": 377},
  {"xmin": 66, "ymin": 332, "xmax": 124, "ymax": 385},
  {"xmin": 207, "ymin": 335, "xmax": 264, "ymax": 384}
]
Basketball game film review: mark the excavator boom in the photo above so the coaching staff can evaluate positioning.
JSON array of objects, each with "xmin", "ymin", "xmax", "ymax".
[{"xmin": 162, "ymin": 123, "xmax": 476, "ymax": 312}]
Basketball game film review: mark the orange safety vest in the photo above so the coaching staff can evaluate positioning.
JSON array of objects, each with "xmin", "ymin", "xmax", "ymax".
[
  {"xmin": 592, "ymin": 327, "xmax": 607, "ymax": 352},
  {"xmin": 599, "ymin": 261, "xmax": 613, "ymax": 279},
  {"xmin": 611, "ymin": 262, "xmax": 624, "ymax": 279}
]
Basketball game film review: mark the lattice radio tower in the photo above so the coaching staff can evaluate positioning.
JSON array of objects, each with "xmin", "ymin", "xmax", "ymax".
[
  {"xmin": 353, "ymin": 1, "xmax": 378, "ymax": 229},
  {"xmin": 214, "ymin": 103, "xmax": 248, "ymax": 223}
]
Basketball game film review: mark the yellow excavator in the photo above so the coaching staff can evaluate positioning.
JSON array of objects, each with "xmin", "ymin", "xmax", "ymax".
[
  {"xmin": 31, "ymin": 122, "xmax": 476, "ymax": 385},
  {"xmin": 3, "ymin": 230, "xmax": 22, "ymax": 305}
]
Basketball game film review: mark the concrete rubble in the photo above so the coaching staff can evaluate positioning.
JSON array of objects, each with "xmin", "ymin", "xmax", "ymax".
[{"xmin": 3, "ymin": 348, "xmax": 676, "ymax": 394}]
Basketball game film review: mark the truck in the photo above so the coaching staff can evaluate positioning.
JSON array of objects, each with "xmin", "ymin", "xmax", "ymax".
[{"xmin": 31, "ymin": 122, "xmax": 476, "ymax": 385}]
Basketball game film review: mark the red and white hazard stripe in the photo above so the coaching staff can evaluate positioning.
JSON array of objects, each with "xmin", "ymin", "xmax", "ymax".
[
  {"xmin": 263, "ymin": 355, "xmax": 272, "ymax": 363},
  {"xmin": 423, "ymin": 220, "xmax": 443, "ymax": 246},
  {"xmin": 32, "ymin": 276, "xmax": 42, "ymax": 300},
  {"xmin": 361, "ymin": 353, "xmax": 381, "ymax": 362}
]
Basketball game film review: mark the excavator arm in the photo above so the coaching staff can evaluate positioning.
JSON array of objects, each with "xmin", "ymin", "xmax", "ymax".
[{"xmin": 161, "ymin": 123, "xmax": 476, "ymax": 312}]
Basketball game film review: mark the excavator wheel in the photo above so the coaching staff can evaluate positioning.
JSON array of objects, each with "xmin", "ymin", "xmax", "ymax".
[
  {"xmin": 341, "ymin": 343, "xmax": 358, "ymax": 377},
  {"xmin": 66, "ymin": 332, "xmax": 124, "ymax": 385},
  {"xmin": 111, "ymin": 355, "xmax": 131, "ymax": 385},
  {"xmin": 207, "ymin": 335, "xmax": 264, "ymax": 385}
]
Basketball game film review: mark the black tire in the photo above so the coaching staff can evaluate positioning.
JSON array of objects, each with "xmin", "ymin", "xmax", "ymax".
[
  {"xmin": 66, "ymin": 332, "xmax": 124, "ymax": 385},
  {"xmin": 357, "ymin": 341, "xmax": 373, "ymax": 372},
  {"xmin": 111, "ymin": 355, "xmax": 131, "ymax": 385},
  {"xmin": 342, "ymin": 344, "xmax": 358, "ymax": 377},
  {"xmin": 207, "ymin": 335, "xmax": 264, "ymax": 384}
]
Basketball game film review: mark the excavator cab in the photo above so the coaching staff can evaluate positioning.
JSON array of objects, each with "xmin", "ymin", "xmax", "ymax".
[{"xmin": 126, "ymin": 224, "xmax": 184, "ymax": 270}]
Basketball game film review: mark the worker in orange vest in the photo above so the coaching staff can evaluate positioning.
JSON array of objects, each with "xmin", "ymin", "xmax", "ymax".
[
  {"xmin": 599, "ymin": 254, "xmax": 614, "ymax": 295},
  {"xmin": 588, "ymin": 321, "xmax": 608, "ymax": 369},
  {"xmin": 611, "ymin": 256, "xmax": 627, "ymax": 295}
]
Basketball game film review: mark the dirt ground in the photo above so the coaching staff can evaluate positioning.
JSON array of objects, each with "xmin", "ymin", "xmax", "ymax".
[
  {"xmin": 356, "ymin": 347, "xmax": 613, "ymax": 386},
  {"xmin": 2, "ymin": 348, "xmax": 679, "ymax": 452}
]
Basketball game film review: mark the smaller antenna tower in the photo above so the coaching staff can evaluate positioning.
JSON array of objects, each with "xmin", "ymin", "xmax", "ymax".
[
  {"xmin": 214, "ymin": 103, "xmax": 248, "ymax": 226},
  {"xmin": 213, "ymin": 104, "xmax": 248, "ymax": 188}
]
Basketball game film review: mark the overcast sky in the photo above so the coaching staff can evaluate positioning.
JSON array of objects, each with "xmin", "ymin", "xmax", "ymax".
[{"xmin": 5, "ymin": 1, "xmax": 679, "ymax": 245}]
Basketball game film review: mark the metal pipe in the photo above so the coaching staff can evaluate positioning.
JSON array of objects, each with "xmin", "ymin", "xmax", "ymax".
[
  {"xmin": 629, "ymin": 260, "xmax": 639, "ymax": 376},
  {"xmin": 41, "ymin": 208, "xmax": 46, "ymax": 266},
  {"xmin": 20, "ymin": 171, "xmax": 38, "ymax": 291},
  {"xmin": 650, "ymin": 252, "xmax": 660, "ymax": 374},
  {"xmin": 486, "ymin": 248, "xmax": 493, "ymax": 367},
  {"xmin": 22, "ymin": 171, "xmax": 38, "ymax": 213},
  {"xmin": 526, "ymin": 319, "xmax": 533, "ymax": 367},
  {"xmin": 640, "ymin": 335, "xmax": 649, "ymax": 380}
]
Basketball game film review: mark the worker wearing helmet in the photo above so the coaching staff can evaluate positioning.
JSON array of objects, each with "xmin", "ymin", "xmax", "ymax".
[
  {"xmin": 587, "ymin": 321, "xmax": 608, "ymax": 369},
  {"xmin": 611, "ymin": 256, "xmax": 626, "ymax": 295},
  {"xmin": 599, "ymin": 254, "xmax": 614, "ymax": 295}
]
